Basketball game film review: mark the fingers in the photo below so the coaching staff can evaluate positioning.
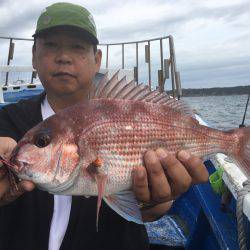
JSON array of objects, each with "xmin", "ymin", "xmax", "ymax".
[
  {"xmin": 177, "ymin": 150, "xmax": 209, "ymax": 184},
  {"xmin": 0, "ymin": 137, "xmax": 34, "ymax": 206},
  {"xmin": 143, "ymin": 150, "xmax": 171, "ymax": 203},
  {"xmin": 0, "ymin": 137, "xmax": 17, "ymax": 159},
  {"xmin": 132, "ymin": 166, "xmax": 150, "ymax": 203},
  {"xmin": 156, "ymin": 148, "xmax": 192, "ymax": 198},
  {"xmin": 133, "ymin": 149, "xmax": 172, "ymax": 204},
  {"xmin": 0, "ymin": 168, "xmax": 7, "ymax": 181},
  {"xmin": 19, "ymin": 180, "xmax": 35, "ymax": 192},
  {"xmin": 0, "ymin": 173, "xmax": 10, "ymax": 199},
  {"xmin": 133, "ymin": 148, "xmax": 209, "ymax": 207},
  {"xmin": 0, "ymin": 174, "xmax": 35, "ymax": 207},
  {"xmin": 6, "ymin": 180, "xmax": 35, "ymax": 200}
]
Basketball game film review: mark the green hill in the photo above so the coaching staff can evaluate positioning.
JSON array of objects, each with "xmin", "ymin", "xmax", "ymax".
[{"xmin": 174, "ymin": 85, "xmax": 250, "ymax": 97}]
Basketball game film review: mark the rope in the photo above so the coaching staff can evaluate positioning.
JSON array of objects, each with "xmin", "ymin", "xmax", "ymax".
[{"xmin": 236, "ymin": 179, "xmax": 250, "ymax": 250}]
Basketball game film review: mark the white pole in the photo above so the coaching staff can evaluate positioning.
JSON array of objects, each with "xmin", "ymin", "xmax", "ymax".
[{"xmin": 0, "ymin": 84, "xmax": 4, "ymax": 103}]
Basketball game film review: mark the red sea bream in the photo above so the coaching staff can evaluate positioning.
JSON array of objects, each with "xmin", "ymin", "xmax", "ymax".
[{"xmin": 2, "ymin": 72, "xmax": 250, "ymax": 226}]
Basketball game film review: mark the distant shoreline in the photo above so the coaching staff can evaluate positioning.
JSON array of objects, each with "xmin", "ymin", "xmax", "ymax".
[{"xmin": 167, "ymin": 85, "xmax": 250, "ymax": 97}]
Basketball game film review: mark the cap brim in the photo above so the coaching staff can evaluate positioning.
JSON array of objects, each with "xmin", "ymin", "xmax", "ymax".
[{"xmin": 33, "ymin": 25, "xmax": 99, "ymax": 45}]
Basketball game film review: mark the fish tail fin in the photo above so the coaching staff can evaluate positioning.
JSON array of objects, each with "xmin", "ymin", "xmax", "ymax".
[{"xmin": 232, "ymin": 126, "xmax": 250, "ymax": 177}]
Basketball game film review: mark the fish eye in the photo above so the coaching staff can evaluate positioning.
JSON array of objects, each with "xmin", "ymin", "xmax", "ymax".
[{"xmin": 34, "ymin": 133, "xmax": 51, "ymax": 148}]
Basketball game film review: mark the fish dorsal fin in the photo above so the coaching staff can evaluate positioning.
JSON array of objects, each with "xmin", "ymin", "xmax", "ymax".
[
  {"xmin": 122, "ymin": 83, "xmax": 150, "ymax": 100},
  {"xmin": 115, "ymin": 79, "xmax": 137, "ymax": 99},
  {"xmin": 91, "ymin": 70, "xmax": 194, "ymax": 117},
  {"xmin": 91, "ymin": 72, "xmax": 109, "ymax": 99},
  {"xmin": 107, "ymin": 76, "xmax": 127, "ymax": 98},
  {"xmin": 136, "ymin": 88, "xmax": 160, "ymax": 101},
  {"xmin": 98, "ymin": 71, "xmax": 120, "ymax": 98}
]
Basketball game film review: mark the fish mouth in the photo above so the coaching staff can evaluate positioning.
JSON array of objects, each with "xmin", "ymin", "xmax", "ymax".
[
  {"xmin": 15, "ymin": 160, "xmax": 50, "ymax": 183},
  {"xmin": 52, "ymin": 72, "xmax": 76, "ymax": 78},
  {"xmin": 17, "ymin": 161, "xmax": 30, "ymax": 171},
  {"xmin": 14, "ymin": 160, "xmax": 32, "ymax": 176}
]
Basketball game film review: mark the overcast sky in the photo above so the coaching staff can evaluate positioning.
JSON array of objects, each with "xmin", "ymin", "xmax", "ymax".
[{"xmin": 0, "ymin": 0, "xmax": 249, "ymax": 89}]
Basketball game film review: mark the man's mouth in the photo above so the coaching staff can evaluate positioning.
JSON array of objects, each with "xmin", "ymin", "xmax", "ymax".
[{"xmin": 52, "ymin": 72, "xmax": 76, "ymax": 78}]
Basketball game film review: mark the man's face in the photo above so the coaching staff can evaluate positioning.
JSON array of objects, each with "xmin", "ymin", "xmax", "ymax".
[{"xmin": 32, "ymin": 29, "xmax": 102, "ymax": 99}]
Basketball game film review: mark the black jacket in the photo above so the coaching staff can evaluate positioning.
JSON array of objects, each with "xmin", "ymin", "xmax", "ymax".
[{"xmin": 0, "ymin": 93, "xmax": 149, "ymax": 250}]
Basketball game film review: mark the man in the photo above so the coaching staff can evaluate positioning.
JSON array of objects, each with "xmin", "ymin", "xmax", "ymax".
[{"xmin": 0, "ymin": 2, "xmax": 208, "ymax": 250}]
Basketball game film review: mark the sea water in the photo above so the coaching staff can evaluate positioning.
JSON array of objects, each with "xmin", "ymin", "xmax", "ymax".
[{"xmin": 183, "ymin": 95, "xmax": 250, "ymax": 130}]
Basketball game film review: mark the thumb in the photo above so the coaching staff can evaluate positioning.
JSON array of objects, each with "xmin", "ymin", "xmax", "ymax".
[{"xmin": 0, "ymin": 137, "xmax": 17, "ymax": 159}]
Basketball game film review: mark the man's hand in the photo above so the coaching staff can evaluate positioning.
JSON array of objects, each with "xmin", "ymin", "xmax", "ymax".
[
  {"xmin": 133, "ymin": 148, "xmax": 209, "ymax": 222},
  {"xmin": 0, "ymin": 137, "xmax": 35, "ymax": 206}
]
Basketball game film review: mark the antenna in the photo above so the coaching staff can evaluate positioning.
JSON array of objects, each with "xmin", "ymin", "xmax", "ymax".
[{"xmin": 239, "ymin": 91, "xmax": 250, "ymax": 128}]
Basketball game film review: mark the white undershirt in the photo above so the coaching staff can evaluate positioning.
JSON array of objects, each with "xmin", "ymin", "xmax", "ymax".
[{"xmin": 41, "ymin": 96, "xmax": 72, "ymax": 250}]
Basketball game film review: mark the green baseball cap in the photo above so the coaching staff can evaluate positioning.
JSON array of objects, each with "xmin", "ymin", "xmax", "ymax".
[{"xmin": 33, "ymin": 2, "xmax": 98, "ymax": 44}]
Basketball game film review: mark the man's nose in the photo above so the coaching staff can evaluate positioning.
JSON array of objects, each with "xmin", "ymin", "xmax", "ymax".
[{"xmin": 54, "ymin": 48, "xmax": 73, "ymax": 65}]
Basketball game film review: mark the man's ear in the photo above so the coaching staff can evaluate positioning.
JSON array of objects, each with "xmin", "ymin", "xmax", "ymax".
[{"xmin": 94, "ymin": 49, "xmax": 102, "ymax": 72}]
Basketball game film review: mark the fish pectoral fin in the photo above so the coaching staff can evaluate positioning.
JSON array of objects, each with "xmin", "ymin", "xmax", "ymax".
[
  {"xmin": 92, "ymin": 157, "xmax": 103, "ymax": 168},
  {"xmin": 86, "ymin": 158, "xmax": 104, "ymax": 180},
  {"xmin": 95, "ymin": 173, "xmax": 108, "ymax": 231},
  {"xmin": 103, "ymin": 191, "xmax": 143, "ymax": 224}
]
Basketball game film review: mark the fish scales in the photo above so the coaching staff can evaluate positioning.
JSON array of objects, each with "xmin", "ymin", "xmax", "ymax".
[
  {"xmin": 74, "ymin": 99, "xmax": 235, "ymax": 160},
  {"xmin": 2, "ymin": 73, "xmax": 249, "ymax": 225},
  {"xmin": 30, "ymin": 98, "xmax": 235, "ymax": 196}
]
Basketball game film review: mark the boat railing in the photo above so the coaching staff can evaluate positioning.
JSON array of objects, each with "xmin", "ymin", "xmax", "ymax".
[
  {"xmin": 98, "ymin": 36, "xmax": 182, "ymax": 98},
  {"xmin": 0, "ymin": 35, "xmax": 182, "ymax": 99}
]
